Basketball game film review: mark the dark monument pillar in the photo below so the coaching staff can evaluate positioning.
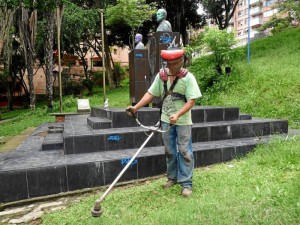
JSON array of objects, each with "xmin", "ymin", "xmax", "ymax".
[
  {"xmin": 129, "ymin": 49, "xmax": 150, "ymax": 105},
  {"xmin": 151, "ymin": 31, "xmax": 180, "ymax": 78},
  {"xmin": 148, "ymin": 31, "xmax": 180, "ymax": 107}
]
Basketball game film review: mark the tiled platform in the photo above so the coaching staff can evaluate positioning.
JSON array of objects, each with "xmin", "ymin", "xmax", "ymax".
[{"xmin": 0, "ymin": 106, "xmax": 289, "ymax": 203}]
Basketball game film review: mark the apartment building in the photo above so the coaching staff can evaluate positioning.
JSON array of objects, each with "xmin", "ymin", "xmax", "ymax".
[{"xmin": 228, "ymin": 0, "xmax": 278, "ymax": 45}]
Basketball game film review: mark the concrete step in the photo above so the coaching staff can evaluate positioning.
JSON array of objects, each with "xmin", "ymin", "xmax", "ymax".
[
  {"xmin": 87, "ymin": 116, "xmax": 112, "ymax": 129},
  {"xmin": 0, "ymin": 136, "xmax": 271, "ymax": 203},
  {"xmin": 42, "ymin": 133, "xmax": 63, "ymax": 151},
  {"xmin": 63, "ymin": 118, "xmax": 288, "ymax": 154},
  {"xmin": 89, "ymin": 106, "xmax": 240, "ymax": 128}
]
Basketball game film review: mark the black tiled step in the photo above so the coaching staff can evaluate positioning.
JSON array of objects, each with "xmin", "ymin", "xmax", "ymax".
[
  {"xmin": 42, "ymin": 133, "xmax": 63, "ymax": 150},
  {"xmin": 90, "ymin": 106, "xmax": 241, "ymax": 128},
  {"xmin": 0, "ymin": 136, "xmax": 269, "ymax": 203},
  {"xmin": 63, "ymin": 118, "xmax": 288, "ymax": 154},
  {"xmin": 87, "ymin": 116, "xmax": 112, "ymax": 129}
]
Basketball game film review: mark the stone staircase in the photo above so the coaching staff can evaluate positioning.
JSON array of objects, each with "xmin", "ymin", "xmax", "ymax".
[{"xmin": 0, "ymin": 106, "xmax": 288, "ymax": 203}]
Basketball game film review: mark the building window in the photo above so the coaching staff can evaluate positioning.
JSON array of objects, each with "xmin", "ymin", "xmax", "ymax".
[
  {"xmin": 238, "ymin": 31, "xmax": 243, "ymax": 36},
  {"xmin": 265, "ymin": 0, "xmax": 274, "ymax": 7},
  {"xmin": 113, "ymin": 49, "xmax": 117, "ymax": 55},
  {"xmin": 238, "ymin": 10, "xmax": 243, "ymax": 17}
]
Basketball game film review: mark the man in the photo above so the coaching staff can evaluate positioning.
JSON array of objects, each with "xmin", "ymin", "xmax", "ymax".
[
  {"xmin": 135, "ymin": 33, "xmax": 145, "ymax": 49},
  {"xmin": 127, "ymin": 48, "xmax": 201, "ymax": 197},
  {"xmin": 156, "ymin": 8, "xmax": 172, "ymax": 32}
]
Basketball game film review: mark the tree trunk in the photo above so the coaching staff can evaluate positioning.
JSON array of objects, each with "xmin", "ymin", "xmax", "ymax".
[
  {"xmin": 104, "ymin": 31, "xmax": 115, "ymax": 88},
  {"xmin": 44, "ymin": 11, "xmax": 56, "ymax": 110},
  {"xmin": 0, "ymin": 6, "xmax": 15, "ymax": 110},
  {"xmin": 18, "ymin": 5, "xmax": 36, "ymax": 109}
]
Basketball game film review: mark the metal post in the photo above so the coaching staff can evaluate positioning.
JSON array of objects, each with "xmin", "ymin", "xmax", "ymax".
[
  {"xmin": 247, "ymin": 0, "xmax": 251, "ymax": 64},
  {"xmin": 100, "ymin": 9, "xmax": 106, "ymax": 102},
  {"xmin": 57, "ymin": 7, "xmax": 63, "ymax": 112},
  {"xmin": 132, "ymin": 29, "xmax": 135, "ymax": 49}
]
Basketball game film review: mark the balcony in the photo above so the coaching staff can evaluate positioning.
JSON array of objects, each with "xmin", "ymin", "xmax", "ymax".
[
  {"xmin": 249, "ymin": 0, "xmax": 260, "ymax": 6},
  {"xmin": 250, "ymin": 7, "xmax": 262, "ymax": 16},
  {"xmin": 250, "ymin": 17, "xmax": 263, "ymax": 27},
  {"xmin": 229, "ymin": 17, "xmax": 234, "ymax": 25}
]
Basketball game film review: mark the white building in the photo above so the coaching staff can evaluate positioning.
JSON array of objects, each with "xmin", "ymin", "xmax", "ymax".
[{"xmin": 228, "ymin": 0, "xmax": 277, "ymax": 45}]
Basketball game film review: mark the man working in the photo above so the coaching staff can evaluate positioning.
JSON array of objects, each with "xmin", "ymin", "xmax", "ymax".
[{"xmin": 127, "ymin": 48, "xmax": 201, "ymax": 197}]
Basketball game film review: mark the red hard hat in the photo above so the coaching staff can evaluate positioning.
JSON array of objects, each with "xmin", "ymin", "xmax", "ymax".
[{"xmin": 161, "ymin": 49, "xmax": 185, "ymax": 61}]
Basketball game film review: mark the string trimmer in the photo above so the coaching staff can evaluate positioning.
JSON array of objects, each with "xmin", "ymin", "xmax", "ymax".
[{"xmin": 91, "ymin": 108, "xmax": 170, "ymax": 217}]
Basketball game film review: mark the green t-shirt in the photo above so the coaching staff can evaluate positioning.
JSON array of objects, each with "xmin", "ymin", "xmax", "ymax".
[{"xmin": 148, "ymin": 72, "xmax": 202, "ymax": 125}]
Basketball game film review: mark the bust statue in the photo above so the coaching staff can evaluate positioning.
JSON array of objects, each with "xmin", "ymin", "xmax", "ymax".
[
  {"xmin": 156, "ymin": 9, "xmax": 172, "ymax": 32},
  {"xmin": 134, "ymin": 33, "xmax": 145, "ymax": 49}
]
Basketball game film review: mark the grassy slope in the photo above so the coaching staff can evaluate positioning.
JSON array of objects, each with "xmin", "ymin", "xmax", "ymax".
[{"xmin": 191, "ymin": 27, "xmax": 300, "ymax": 128}]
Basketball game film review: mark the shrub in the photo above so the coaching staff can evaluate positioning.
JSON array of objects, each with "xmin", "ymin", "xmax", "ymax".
[
  {"xmin": 201, "ymin": 27, "xmax": 238, "ymax": 74},
  {"xmin": 81, "ymin": 78, "xmax": 94, "ymax": 94}
]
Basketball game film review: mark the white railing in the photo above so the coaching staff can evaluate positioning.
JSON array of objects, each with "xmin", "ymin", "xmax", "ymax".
[
  {"xmin": 250, "ymin": 17, "xmax": 263, "ymax": 27},
  {"xmin": 250, "ymin": 0, "xmax": 260, "ymax": 5},
  {"xmin": 250, "ymin": 7, "xmax": 262, "ymax": 15}
]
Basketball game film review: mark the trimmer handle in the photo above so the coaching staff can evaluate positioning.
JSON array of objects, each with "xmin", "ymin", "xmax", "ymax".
[{"xmin": 126, "ymin": 107, "xmax": 137, "ymax": 120}]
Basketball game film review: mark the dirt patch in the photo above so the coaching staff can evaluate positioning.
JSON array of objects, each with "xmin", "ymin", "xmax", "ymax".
[{"xmin": 0, "ymin": 127, "xmax": 36, "ymax": 153}]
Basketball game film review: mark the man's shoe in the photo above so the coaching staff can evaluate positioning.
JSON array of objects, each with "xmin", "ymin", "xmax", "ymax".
[
  {"xmin": 181, "ymin": 188, "xmax": 192, "ymax": 197},
  {"xmin": 162, "ymin": 179, "xmax": 175, "ymax": 189}
]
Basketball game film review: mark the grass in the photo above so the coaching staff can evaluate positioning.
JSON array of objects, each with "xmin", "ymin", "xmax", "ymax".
[
  {"xmin": 42, "ymin": 136, "xmax": 300, "ymax": 225},
  {"xmin": 0, "ymin": 80, "xmax": 130, "ymax": 138}
]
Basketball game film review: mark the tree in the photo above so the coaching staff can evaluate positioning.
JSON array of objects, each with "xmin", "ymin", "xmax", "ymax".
[
  {"xmin": 61, "ymin": 1, "xmax": 98, "ymax": 78},
  {"xmin": 18, "ymin": 5, "xmax": 36, "ymax": 109},
  {"xmin": 275, "ymin": 0, "xmax": 300, "ymax": 25},
  {"xmin": 105, "ymin": 0, "xmax": 156, "ymax": 47},
  {"xmin": 0, "ymin": 3, "xmax": 17, "ymax": 110},
  {"xmin": 258, "ymin": 0, "xmax": 299, "ymax": 34},
  {"xmin": 200, "ymin": 0, "xmax": 239, "ymax": 30}
]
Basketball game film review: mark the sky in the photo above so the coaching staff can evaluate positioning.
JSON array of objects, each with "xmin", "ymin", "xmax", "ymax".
[{"xmin": 197, "ymin": 4, "xmax": 205, "ymax": 15}]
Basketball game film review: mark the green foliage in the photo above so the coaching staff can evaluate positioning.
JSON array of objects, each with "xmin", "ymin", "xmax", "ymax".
[
  {"xmin": 113, "ymin": 62, "xmax": 126, "ymax": 79},
  {"xmin": 189, "ymin": 55, "xmax": 217, "ymax": 92},
  {"xmin": 105, "ymin": 0, "xmax": 156, "ymax": 30},
  {"xmin": 61, "ymin": 73, "xmax": 84, "ymax": 96},
  {"xmin": 258, "ymin": 16, "xmax": 291, "ymax": 34},
  {"xmin": 274, "ymin": 0, "xmax": 300, "ymax": 22},
  {"xmin": 201, "ymin": 27, "xmax": 239, "ymax": 72},
  {"xmin": 184, "ymin": 32, "xmax": 204, "ymax": 58},
  {"xmin": 61, "ymin": 1, "xmax": 98, "ymax": 51},
  {"xmin": 81, "ymin": 78, "xmax": 94, "ymax": 93}
]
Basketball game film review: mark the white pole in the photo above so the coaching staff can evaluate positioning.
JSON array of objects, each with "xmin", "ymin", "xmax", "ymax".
[{"xmin": 100, "ymin": 9, "xmax": 106, "ymax": 103}]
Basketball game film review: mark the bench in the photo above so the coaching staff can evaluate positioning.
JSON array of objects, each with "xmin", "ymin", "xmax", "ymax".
[{"xmin": 50, "ymin": 112, "xmax": 89, "ymax": 122}]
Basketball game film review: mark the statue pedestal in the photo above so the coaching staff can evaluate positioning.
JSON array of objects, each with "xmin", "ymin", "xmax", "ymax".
[
  {"xmin": 151, "ymin": 32, "xmax": 180, "ymax": 78},
  {"xmin": 129, "ymin": 49, "xmax": 150, "ymax": 105},
  {"xmin": 148, "ymin": 32, "xmax": 180, "ymax": 107}
]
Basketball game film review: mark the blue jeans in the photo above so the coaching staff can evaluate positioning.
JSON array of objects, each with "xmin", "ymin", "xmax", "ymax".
[{"xmin": 161, "ymin": 122, "xmax": 194, "ymax": 189}]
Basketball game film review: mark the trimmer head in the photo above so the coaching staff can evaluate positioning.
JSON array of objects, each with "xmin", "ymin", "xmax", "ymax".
[{"xmin": 91, "ymin": 200, "xmax": 103, "ymax": 217}]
